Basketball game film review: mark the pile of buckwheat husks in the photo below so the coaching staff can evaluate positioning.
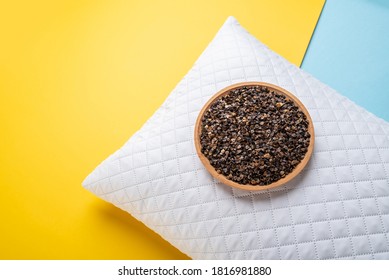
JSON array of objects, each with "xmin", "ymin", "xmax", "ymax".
[{"xmin": 200, "ymin": 85, "xmax": 310, "ymax": 185}]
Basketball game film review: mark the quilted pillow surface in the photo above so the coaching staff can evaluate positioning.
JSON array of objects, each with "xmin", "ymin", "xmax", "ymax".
[{"xmin": 83, "ymin": 17, "xmax": 389, "ymax": 259}]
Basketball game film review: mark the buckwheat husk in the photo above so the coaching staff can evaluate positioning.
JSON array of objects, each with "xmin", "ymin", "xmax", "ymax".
[{"xmin": 200, "ymin": 85, "xmax": 310, "ymax": 186}]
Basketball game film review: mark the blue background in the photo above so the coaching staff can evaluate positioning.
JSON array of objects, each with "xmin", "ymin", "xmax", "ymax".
[{"xmin": 302, "ymin": 0, "xmax": 389, "ymax": 121}]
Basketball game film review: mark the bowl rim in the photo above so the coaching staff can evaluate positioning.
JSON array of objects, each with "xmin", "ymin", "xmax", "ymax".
[{"xmin": 194, "ymin": 81, "xmax": 315, "ymax": 191}]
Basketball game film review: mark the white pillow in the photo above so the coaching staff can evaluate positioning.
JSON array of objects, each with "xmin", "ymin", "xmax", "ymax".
[{"xmin": 83, "ymin": 16, "xmax": 389, "ymax": 259}]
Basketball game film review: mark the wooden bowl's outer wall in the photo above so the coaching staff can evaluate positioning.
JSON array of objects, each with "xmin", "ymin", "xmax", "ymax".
[{"xmin": 194, "ymin": 82, "xmax": 315, "ymax": 191}]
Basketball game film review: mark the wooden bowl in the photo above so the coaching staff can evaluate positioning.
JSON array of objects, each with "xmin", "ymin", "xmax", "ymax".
[{"xmin": 194, "ymin": 82, "xmax": 315, "ymax": 191}]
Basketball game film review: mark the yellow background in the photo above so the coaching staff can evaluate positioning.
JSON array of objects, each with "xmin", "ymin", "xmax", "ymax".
[{"xmin": 0, "ymin": 0, "xmax": 324, "ymax": 259}]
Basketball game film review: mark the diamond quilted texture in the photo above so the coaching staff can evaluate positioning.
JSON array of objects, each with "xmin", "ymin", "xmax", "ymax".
[{"xmin": 82, "ymin": 17, "xmax": 389, "ymax": 259}]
